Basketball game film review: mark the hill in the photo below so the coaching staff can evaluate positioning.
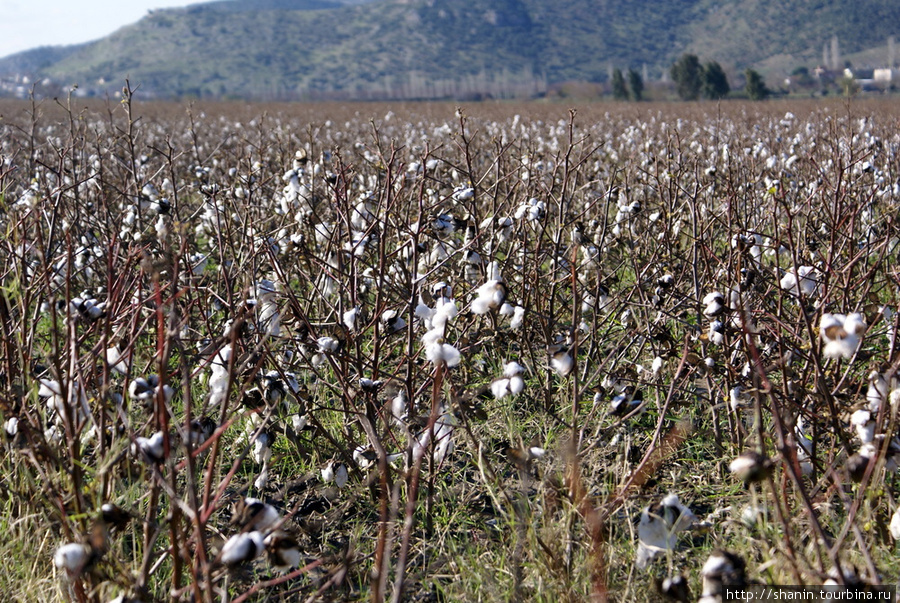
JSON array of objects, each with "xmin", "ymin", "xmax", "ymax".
[{"xmin": 0, "ymin": 0, "xmax": 897, "ymax": 99}]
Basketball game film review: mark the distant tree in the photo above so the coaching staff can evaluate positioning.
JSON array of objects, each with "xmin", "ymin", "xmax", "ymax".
[
  {"xmin": 702, "ymin": 61, "xmax": 730, "ymax": 99},
  {"xmin": 744, "ymin": 68, "xmax": 769, "ymax": 100},
  {"xmin": 627, "ymin": 68, "xmax": 644, "ymax": 101},
  {"xmin": 670, "ymin": 53, "xmax": 702, "ymax": 100},
  {"xmin": 611, "ymin": 68, "xmax": 628, "ymax": 100}
]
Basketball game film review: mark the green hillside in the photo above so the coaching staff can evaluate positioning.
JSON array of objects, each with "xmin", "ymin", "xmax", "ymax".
[{"xmin": 0, "ymin": 0, "xmax": 897, "ymax": 99}]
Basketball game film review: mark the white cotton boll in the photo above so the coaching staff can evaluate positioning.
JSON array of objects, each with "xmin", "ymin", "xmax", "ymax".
[
  {"xmin": 820, "ymin": 313, "xmax": 866, "ymax": 359},
  {"xmin": 823, "ymin": 335, "xmax": 859, "ymax": 359},
  {"xmin": 551, "ymin": 350, "xmax": 574, "ymax": 378},
  {"xmin": 413, "ymin": 409, "xmax": 456, "ymax": 464},
  {"xmin": 353, "ymin": 446, "xmax": 375, "ymax": 469},
  {"xmin": 486, "ymin": 261, "xmax": 502, "ymax": 282},
  {"xmin": 651, "ymin": 356, "xmax": 664, "ymax": 376},
  {"xmin": 635, "ymin": 494, "xmax": 695, "ymax": 569},
  {"xmin": 890, "ymin": 388, "xmax": 900, "ymax": 411},
  {"xmin": 867, "ymin": 371, "xmax": 888, "ymax": 412},
  {"xmin": 780, "ymin": 266, "xmax": 816, "ymax": 296},
  {"xmin": 431, "ymin": 301, "xmax": 458, "ymax": 330},
  {"xmin": 850, "ymin": 409, "xmax": 875, "ymax": 444},
  {"xmin": 334, "ymin": 463, "xmax": 349, "ymax": 488},
  {"xmin": 133, "ymin": 431, "xmax": 166, "ymax": 463},
  {"xmin": 470, "ymin": 296, "xmax": 492, "ymax": 315},
  {"xmin": 54, "ymin": 542, "xmax": 92, "ymax": 574},
  {"xmin": 491, "ymin": 378, "xmax": 512, "ymax": 399},
  {"xmin": 317, "ymin": 337, "xmax": 339, "ymax": 353},
  {"xmin": 702, "ymin": 292, "xmax": 725, "ymax": 317},
  {"xmin": 503, "ymin": 362, "xmax": 524, "ymax": 377},
  {"xmin": 422, "ymin": 327, "xmax": 444, "ymax": 347},
  {"xmin": 433, "ymin": 432, "xmax": 454, "ymax": 465},
  {"xmin": 391, "ymin": 391, "xmax": 407, "ymax": 422},
  {"xmin": 452, "ymin": 186, "xmax": 474, "ymax": 201},
  {"xmin": 890, "ymin": 506, "xmax": 900, "ymax": 541},
  {"xmin": 844, "ymin": 313, "xmax": 867, "ymax": 336},
  {"xmin": 252, "ymin": 432, "xmax": 273, "ymax": 465},
  {"xmin": 321, "ymin": 462, "xmax": 335, "ymax": 483},
  {"xmin": 221, "ymin": 531, "xmax": 265, "ymax": 567},
  {"xmin": 415, "ymin": 303, "xmax": 434, "ymax": 322},
  {"xmin": 254, "ymin": 465, "xmax": 269, "ymax": 490},
  {"xmin": 214, "ymin": 344, "xmax": 232, "ymax": 367},
  {"xmin": 291, "ymin": 414, "xmax": 308, "ymax": 432},
  {"xmin": 105, "ymin": 346, "xmax": 128, "ymax": 374},
  {"xmin": 499, "ymin": 302, "xmax": 515, "ymax": 316},
  {"xmin": 39, "ymin": 379, "xmax": 62, "ymax": 398},
  {"xmin": 258, "ymin": 300, "xmax": 280, "ymax": 337},
  {"xmin": 382, "ymin": 310, "xmax": 407, "ymax": 333},
  {"xmin": 425, "ymin": 342, "xmax": 461, "ymax": 367},
  {"xmin": 4, "ymin": 416, "xmax": 18, "ymax": 438},
  {"xmin": 708, "ymin": 321, "xmax": 724, "ymax": 345},
  {"xmin": 265, "ymin": 533, "xmax": 301, "ymax": 573},
  {"xmin": 343, "ymin": 307, "xmax": 360, "ymax": 331},
  {"xmin": 509, "ymin": 306, "xmax": 525, "ymax": 329},
  {"xmin": 473, "ymin": 280, "xmax": 506, "ymax": 315}
]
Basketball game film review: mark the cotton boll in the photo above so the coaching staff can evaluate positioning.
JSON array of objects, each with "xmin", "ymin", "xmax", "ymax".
[
  {"xmin": 251, "ymin": 430, "xmax": 274, "ymax": 465},
  {"xmin": 265, "ymin": 532, "xmax": 301, "ymax": 572},
  {"xmin": 702, "ymin": 292, "xmax": 725, "ymax": 317},
  {"xmin": 783, "ymin": 265, "xmax": 816, "ymax": 296},
  {"xmin": 550, "ymin": 348, "xmax": 574, "ymax": 378},
  {"xmin": 471, "ymin": 295, "xmax": 492, "ymax": 315},
  {"xmin": 334, "ymin": 463, "xmax": 349, "ymax": 488},
  {"xmin": 820, "ymin": 313, "xmax": 866, "ymax": 359},
  {"xmin": 700, "ymin": 550, "xmax": 746, "ymax": 601},
  {"xmin": 221, "ymin": 531, "xmax": 265, "ymax": 567},
  {"xmin": 708, "ymin": 320, "xmax": 725, "ymax": 345},
  {"xmin": 236, "ymin": 497, "xmax": 279, "ymax": 533},
  {"xmin": 890, "ymin": 507, "xmax": 900, "ymax": 541},
  {"xmin": 389, "ymin": 386, "xmax": 408, "ymax": 422},
  {"xmin": 867, "ymin": 371, "xmax": 888, "ymax": 412},
  {"xmin": 106, "ymin": 346, "xmax": 129, "ymax": 375},
  {"xmin": 850, "ymin": 409, "xmax": 875, "ymax": 444},
  {"xmin": 254, "ymin": 466, "xmax": 269, "ymax": 490},
  {"xmin": 471, "ymin": 279, "xmax": 507, "ymax": 315},
  {"xmin": 503, "ymin": 361, "xmax": 524, "ymax": 378},
  {"xmin": 490, "ymin": 364, "xmax": 525, "ymax": 399},
  {"xmin": 382, "ymin": 310, "xmax": 407, "ymax": 333},
  {"xmin": 343, "ymin": 307, "xmax": 360, "ymax": 331},
  {"xmin": 509, "ymin": 306, "xmax": 525, "ymax": 329},
  {"xmin": 425, "ymin": 341, "xmax": 461, "ymax": 367},
  {"xmin": 132, "ymin": 431, "xmax": 166, "ymax": 463},
  {"xmin": 54, "ymin": 542, "xmax": 93, "ymax": 575},
  {"xmin": 317, "ymin": 337, "xmax": 340, "ymax": 353},
  {"xmin": 635, "ymin": 494, "xmax": 696, "ymax": 569},
  {"xmin": 322, "ymin": 462, "xmax": 349, "ymax": 488}
]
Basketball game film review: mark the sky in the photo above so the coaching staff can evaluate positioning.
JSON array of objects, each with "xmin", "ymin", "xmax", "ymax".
[{"xmin": 0, "ymin": 1, "xmax": 201, "ymax": 58}]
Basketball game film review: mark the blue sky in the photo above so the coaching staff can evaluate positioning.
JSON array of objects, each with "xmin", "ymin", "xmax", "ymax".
[{"xmin": 0, "ymin": 1, "xmax": 199, "ymax": 58}]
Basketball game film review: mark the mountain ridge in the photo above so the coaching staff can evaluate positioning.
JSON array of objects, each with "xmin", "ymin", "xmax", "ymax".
[{"xmin": 0, "ymin": 0, "xmax": 896, "ymax": 100}]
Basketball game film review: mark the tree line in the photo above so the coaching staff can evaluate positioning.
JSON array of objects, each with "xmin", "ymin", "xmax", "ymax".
[{"xmin": 611, "ymin": 54, "xmax": 769, "ymax": 101}]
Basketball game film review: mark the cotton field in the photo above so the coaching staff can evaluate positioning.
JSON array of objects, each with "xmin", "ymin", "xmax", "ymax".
[{"xmin": 1, "ymin": 95, "xmax": 900, "ymax": 602}]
